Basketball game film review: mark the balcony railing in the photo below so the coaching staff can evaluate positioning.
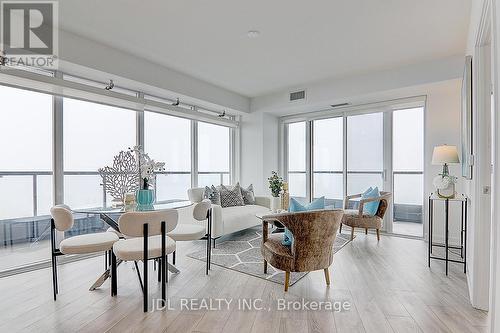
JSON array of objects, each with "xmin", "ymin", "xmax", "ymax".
[{"xmin": 0, "ymin": 170, "xmax": 229, "ymax": 247}]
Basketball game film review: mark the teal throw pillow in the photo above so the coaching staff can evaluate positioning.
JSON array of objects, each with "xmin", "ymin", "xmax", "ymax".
[
  {"xmin": 282, "ymin": 197, "xmax": 325, "ymax": 246},
  {"xmin": 362, "ymin": 187, "xmax": 380, "ymax": 216}
]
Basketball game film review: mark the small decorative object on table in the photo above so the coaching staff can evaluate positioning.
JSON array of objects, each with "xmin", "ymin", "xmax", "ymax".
[
  {"xmin": 99, "ymin": 147, "xmax": 165, "ymax": 206},
  {"xmin": 98, "ymin": 150, "xmax": 140, "ymax": 207},
  {"xmin": 124, "ymin": 193, "xmax": 136, "ymax": 206},
  {"xmin": 432, "ymin": 145, "xmax": 460, "ymax": 198},
  {"xmin": 130, "ymin": 146, "xmax": 165, "ymax": 205},
  {"xmin": 268, "ymin": 171, "xmax": 283, "ymax": 212}
]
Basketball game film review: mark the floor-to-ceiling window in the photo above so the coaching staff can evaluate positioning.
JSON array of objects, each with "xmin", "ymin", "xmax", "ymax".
[
  {"xmin": 392, "ymin": 107, "xmax": 424, "ymax": 236},
  {"xmin": 283, "ymin": 100, "xmax": 424, "ymax": 237},
  {"xmin": 145, "ymin": 112, "xmax": 191, "ymax": 201},
  {"xmin": 0, "ymin": 73, "xmax": 237, "ymax": 274},
  {"xmin": 312, "ymin": 117, "xmax": 343, "ymax": 207},
  {"xmin": 0, "ymin": 86, "xmax": 53, "ymax": 271},
  {"xmin": 346, "ymin": 112, "xmax": 384, "ymax": 195},
  {"xmin": 63, "ymin": 98, "xmax": 137, "ymax": 209},
  {"xmin": 287, "ymin": 121, "xmax": 307, "ymax": 203},
  {"xmin": 197, "ymin": 122, "xmax": 231, "ymax": 187}
]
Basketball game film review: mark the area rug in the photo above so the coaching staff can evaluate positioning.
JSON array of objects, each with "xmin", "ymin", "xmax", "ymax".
[{"xmin": 187, "ymin": 226, "xmax": 353, "ymax": 286}]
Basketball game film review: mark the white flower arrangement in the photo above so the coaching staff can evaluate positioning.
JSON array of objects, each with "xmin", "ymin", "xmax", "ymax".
[{"xmin": 129, "ymin": 146, "xmax": 165, "ymax": 189}]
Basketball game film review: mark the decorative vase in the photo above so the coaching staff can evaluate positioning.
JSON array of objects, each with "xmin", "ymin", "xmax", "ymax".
[
  {"xmin": 438, "ymin": 182, "xmax": 456, "ymax": 199},
  {"xmin": 136, "ymin": 189, "xmax": 155, "ymax": 205},
  {"xmin": 270, "ymin": 196, "xmax": 281, "ymax": 212}
]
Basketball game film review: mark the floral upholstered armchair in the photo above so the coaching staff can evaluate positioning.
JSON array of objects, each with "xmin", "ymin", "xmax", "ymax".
[
  {"xmin": 341, "ymin": 191, "xmax": 392, "ymax": 241},
  {"xmin": 260, "ymin": 210, "xmax": 343, "ymax": 291}
]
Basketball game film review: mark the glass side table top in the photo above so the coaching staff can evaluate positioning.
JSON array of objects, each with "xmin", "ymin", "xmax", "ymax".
[
  {"xmin": 429, "ymin": 193, "xmax": 467, "ymax": 201},
  {"xmin": 73, "ymin": 200, "xmax": 192, "ymax": 214}
]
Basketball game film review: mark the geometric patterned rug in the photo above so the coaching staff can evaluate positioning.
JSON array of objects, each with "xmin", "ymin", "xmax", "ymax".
[{"xmin": 187, "ymin": 226, "xmax": 353, "ymax": 286}]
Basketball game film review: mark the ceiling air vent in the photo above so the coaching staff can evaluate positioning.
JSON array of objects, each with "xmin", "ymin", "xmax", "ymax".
[
  {"xmin": 330, "ymin": 102, "xmax": 350, "ymax": 108},
  {"xmin": 289, "ymin": 90, "xmax": 306, "ymax": 102}
]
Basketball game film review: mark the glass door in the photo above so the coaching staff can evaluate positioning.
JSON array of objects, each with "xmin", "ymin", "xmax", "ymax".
[
  {"xmin": 392, "ymin": 107, "xmax": 424, "ymax": 236},
  {"xmin": 346, "ymin": 112, "xmax": 385, "ymax": 196},
  {"xmin": 312, "ymin": 117, "xmax": 344, "ymax": 207},
  {"xmin": 287, "ymin": 122, "xmax": 307, "ymax": 203},
  {"xmin": 284, "ymin": 104, "xmax": 425, "ymax": 237}
]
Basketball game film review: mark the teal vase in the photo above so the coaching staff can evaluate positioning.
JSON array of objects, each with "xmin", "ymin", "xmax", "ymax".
[{"xmin": 136, "ymin": 189, "xmax": 155, "ymax": 205}]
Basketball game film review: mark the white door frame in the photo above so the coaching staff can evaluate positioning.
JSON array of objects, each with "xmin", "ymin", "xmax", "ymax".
[{"xmin": 490, "ymin": 0, "xmax": 500, "ymax": 329}]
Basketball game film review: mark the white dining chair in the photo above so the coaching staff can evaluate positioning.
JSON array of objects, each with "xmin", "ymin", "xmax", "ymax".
[
  {"xmin": 113, "ymin": 209, "xmax": 177, "ymax": 312},
  {"xmin": 50, "ymin": 205, "xmax": 119, "ymax": 300},
  {"xmin": 167, "ymin": 199, "xmax": 212, "ymax": 274}
]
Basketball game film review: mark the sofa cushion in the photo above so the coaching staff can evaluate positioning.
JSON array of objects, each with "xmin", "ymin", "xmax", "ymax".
[
  {"xmin": 203, "ymin": 185, "xmax": 221, "ymax": 205},
  {"xmin": 219, "ymin": 183, "xmax": 245, "ymax": 207},
  {"xmin": 220, "ymin": 204, "xmax": 270, "ymax": 235},
  {"xmin": 342, "ymin": 209, "xmax": 382, "ymax": 229},
  {"xmin": 241, "ymin": 184, "xmax": 256, "ymax": 205}
]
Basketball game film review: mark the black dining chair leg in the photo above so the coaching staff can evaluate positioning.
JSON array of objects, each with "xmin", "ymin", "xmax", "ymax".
[
  {"xmin": 208, "ymin": 209, "xmax": 212, "ymax": 271},
  {"xmin": 133, "ymin": 261, "xmax": 144, "ymax": 291},
  {"xmin": 206, "ymin": 214, "xmax": 210, "ymax": 275},
  {"xmin": 161, "ymin": 221, "xmax": 166, "ymax": 306},
  {"xmin": 172, "ymin": 251, "xmax": 176, "ymax": 265},
  {"xmin": 50, "ymin": 218, "xmax": 59, "ymax": 300},
  {"xmin": 143, "ymin": 223, "xmax": 148, "ymax": 313},
  {"xmin": 51, "ymin": 254, "xmax": 58, "ymax": 300},
  {"xmin": 157, "ymin": 257, "xmax": 161, "ymax": 282},
  {"xmin": 111, "ymin": 251, "xmax": 117, "ymax": 296},
  {"xmin": 105, "ymin": 251, "xmax": 108, "ymax": 269}
]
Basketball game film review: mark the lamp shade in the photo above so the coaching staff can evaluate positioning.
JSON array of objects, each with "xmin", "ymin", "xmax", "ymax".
[{"xmin": 432, "ymin": 145, "xmax": 460, "ymax": 165}]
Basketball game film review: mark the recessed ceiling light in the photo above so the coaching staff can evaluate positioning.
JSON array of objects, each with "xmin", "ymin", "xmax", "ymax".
[{"xmin": 247, "ymin": 30, "xmax": 261, "ymax": 38}]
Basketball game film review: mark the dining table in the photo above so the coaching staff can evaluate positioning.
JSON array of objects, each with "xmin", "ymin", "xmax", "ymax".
[{"xmin": 73, "ymin": 200, "xmax": 192, "ymax": 291}]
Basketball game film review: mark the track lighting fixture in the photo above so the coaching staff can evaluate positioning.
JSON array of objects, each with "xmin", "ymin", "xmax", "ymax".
[
  {"xmin": 104, "ymin": 79, "xmax": 114, "ymax": 90},
  {"xmin": 172, "ymin": 98, "xmax": 180, "ymax": 106}
]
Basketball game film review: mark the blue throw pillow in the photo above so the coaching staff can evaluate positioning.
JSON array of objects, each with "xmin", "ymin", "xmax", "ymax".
[
  {"xmin": 282, "ymin": 197, "xmax": 325, "ymax": 246},
  {"xmin": 362, "ymin": 187, "xmax": 373, "ymax": 197},
  {"xmin": 362, "ymin": 187, "xmax": 380, "ymax": 216}
]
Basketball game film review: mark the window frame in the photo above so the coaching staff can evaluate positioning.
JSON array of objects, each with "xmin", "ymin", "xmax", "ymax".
[{"xmin": 281, "ymin": 96, "xmax": 426, "ymax": 236}]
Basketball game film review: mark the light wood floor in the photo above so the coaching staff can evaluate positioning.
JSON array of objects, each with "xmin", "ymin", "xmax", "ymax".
[{"xmin": 0, "ymin": 231, "xmax": 489, "ymax": 333}]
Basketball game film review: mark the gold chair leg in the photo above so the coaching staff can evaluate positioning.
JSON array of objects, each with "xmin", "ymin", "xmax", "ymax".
[
  {"xmin": 376, "ymin": 229, "xmax": 380, "ymax": 241},
  {"xmin": 365, "ymin": 228, "xmax": 368, "ymax": 234},
  {"xmin": 264, "ymin": 260, "xmax": 268, "ymax": 274},
  {"xmin": 284, "ymin": 271, "xmax": 290, "ymax": 292},
  {"xmin": 351, "ymin": 227, "xmax": 355, "ymax": 240},
  {"xmin": 324, "ymin": 268, "xmax": 330, "ymax": 285}
]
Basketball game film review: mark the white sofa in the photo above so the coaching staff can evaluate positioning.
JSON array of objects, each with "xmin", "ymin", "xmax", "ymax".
[{"xmin": 187, "ymin": 187, "xmax": 271, "ymax": 239}]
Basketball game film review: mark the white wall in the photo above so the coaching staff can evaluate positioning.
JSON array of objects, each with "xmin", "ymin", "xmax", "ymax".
[
  {"xmin": 251, "ymin": 55, "xmax": 464, "ymax": 116},
  {"xmin": 489, "ymin": 0, "xmax": 500, "ymax": 330},
  {"xmin": 462, "ymin": 0, "xmax": 492, "ymax": 311},
  {"xmin": 240, "ymin": 111, "xmax": 279, "ymax": 195}
]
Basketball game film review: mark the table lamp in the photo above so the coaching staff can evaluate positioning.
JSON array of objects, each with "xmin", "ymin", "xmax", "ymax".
[{"xmin": 432, "ymin": 145, "xmax": 460, "ymax": 198}]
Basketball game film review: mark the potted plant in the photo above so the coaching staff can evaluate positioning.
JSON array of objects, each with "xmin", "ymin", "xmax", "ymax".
[
  {"xmin": 130, "ymin": 146, "xmax": 165, "ymax": 205},
  {"xmin": 268, "ymin": 171, "xmax": 283, "ymax": 212}
]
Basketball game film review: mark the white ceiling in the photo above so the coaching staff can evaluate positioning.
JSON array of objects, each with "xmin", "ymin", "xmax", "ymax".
[{"xmin": 59, "ymin": 0, "xmax": 471, "ymax": 98}]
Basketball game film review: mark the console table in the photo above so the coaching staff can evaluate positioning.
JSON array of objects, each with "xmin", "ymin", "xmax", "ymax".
[{"xmin": 428, "ymin": 193, "xmax": 467, "ymax": 275}]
